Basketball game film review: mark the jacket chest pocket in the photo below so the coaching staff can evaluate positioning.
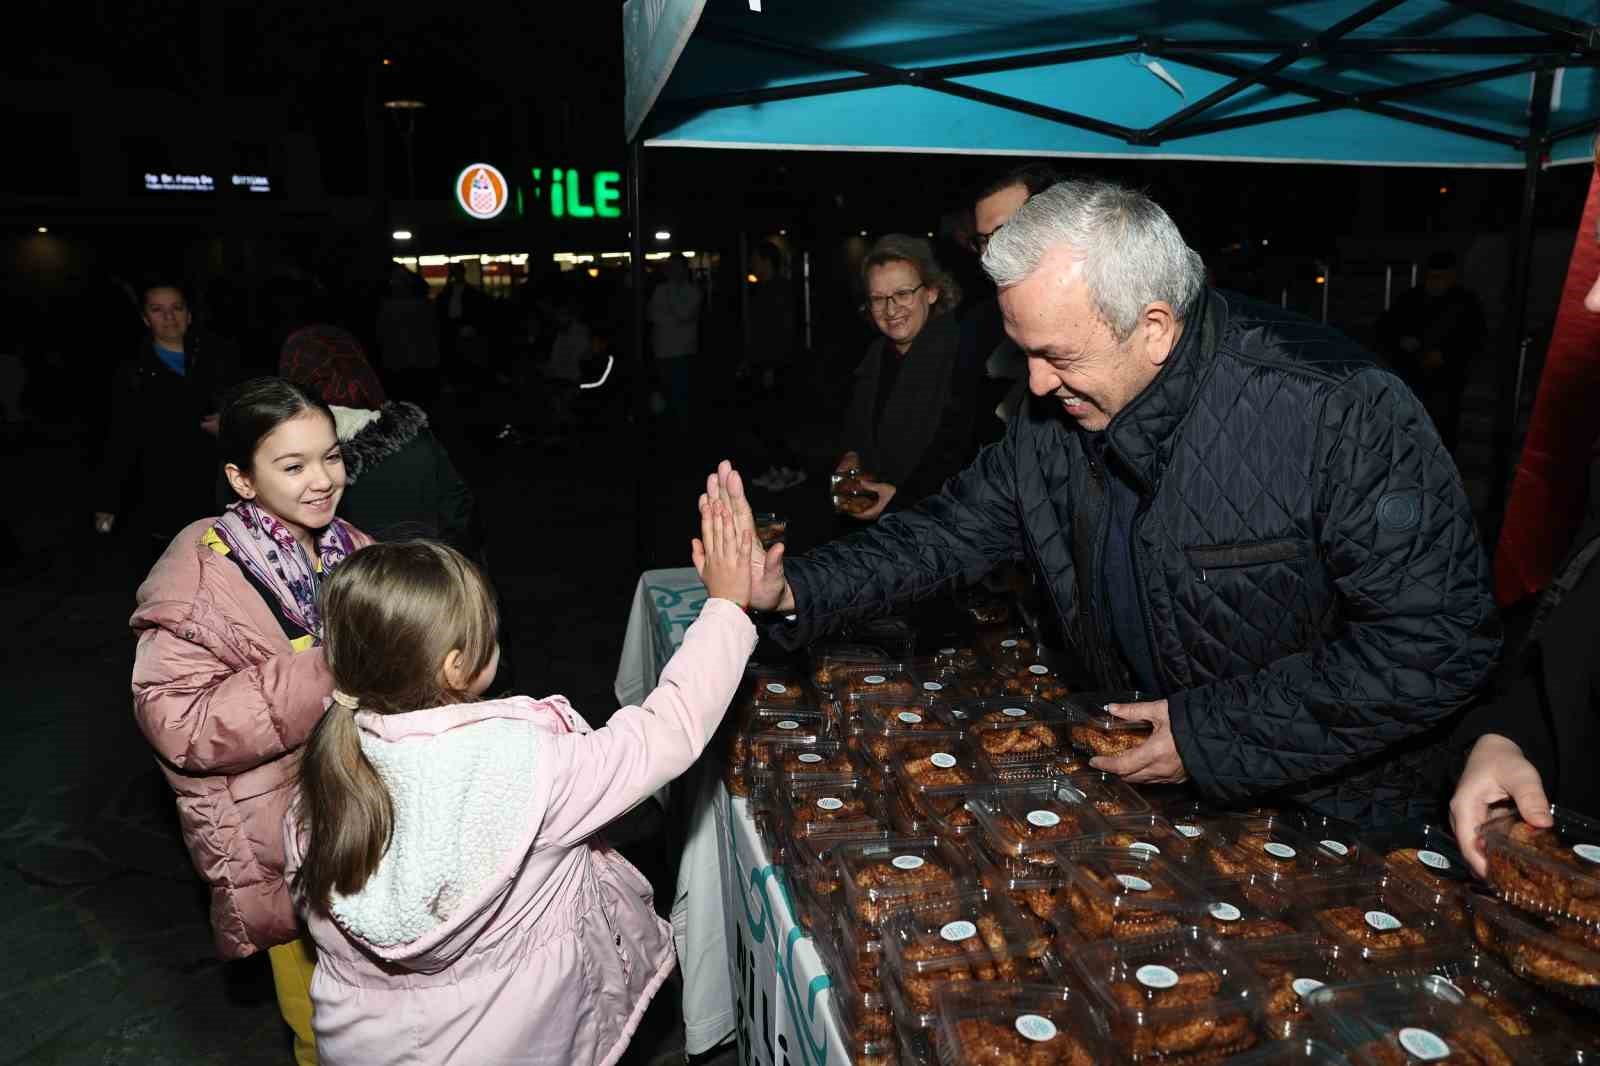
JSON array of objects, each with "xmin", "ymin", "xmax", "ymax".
[{"xmin": 1180, "ymin": 538, "xmax": 1317, "ymax": 677}]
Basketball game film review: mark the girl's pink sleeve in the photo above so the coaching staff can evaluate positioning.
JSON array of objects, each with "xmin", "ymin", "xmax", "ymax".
[{"xmin": 538, "ymin": 597, "xmax": 756, "ymax": 846}]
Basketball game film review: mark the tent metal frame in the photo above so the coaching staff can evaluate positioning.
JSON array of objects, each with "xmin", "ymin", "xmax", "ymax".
[{"xmin": 627, "ymin": 0, "xmax": 1600, "ymax": 565}]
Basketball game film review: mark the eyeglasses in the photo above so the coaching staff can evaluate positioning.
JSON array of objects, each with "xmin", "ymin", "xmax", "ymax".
[
  {"xmin": 973, "ymin": 225, "xmax": 1003, "ymax": 253},
  {"xmin": 863, "ymin": 284, "xmax": 925, "ymax": 314}
]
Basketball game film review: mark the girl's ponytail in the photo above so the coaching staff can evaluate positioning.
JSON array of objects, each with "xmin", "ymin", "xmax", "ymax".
[{"xmin": 294, "ymin": 690, "xmax": 394, "ymax": 913}]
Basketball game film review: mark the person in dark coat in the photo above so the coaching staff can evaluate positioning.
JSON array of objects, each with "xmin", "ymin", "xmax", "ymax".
[
  {"xmin": 698, "ymin": 179, "xmax": 1498, "ymax": 829},
  {"xmin": 94, "ymin": 281, "xmax": 239, "ymax": 544},
  {"xmin": 1375, "ymin": 251, "xmax": 1485, "ymax": 453},
  {"xmin": 1449, "ymin": 250, "xmax": 1600, "ymax": 870},
  {"xmin": 278, "ymin": 334, "xmax": 479, "ymax": 555},
  {"xmin": 834, "ymin": 235, "xmax": 971, "ymax": 520}
]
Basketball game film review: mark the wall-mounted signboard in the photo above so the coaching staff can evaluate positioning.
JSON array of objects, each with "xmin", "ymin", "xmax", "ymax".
[{"xmin": 453, "ymin": 162, "xmax": 624, "ymax": 222}]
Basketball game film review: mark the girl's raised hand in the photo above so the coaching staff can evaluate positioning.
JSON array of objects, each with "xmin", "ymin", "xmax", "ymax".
[{"xmin": 695, "ymin": 498, "xmax": 753, "ymax": 608}]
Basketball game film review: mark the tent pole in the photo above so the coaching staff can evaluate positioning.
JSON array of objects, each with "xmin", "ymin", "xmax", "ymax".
[
  {"xmin": 1488, "ymin": 67, "xmax": 1554, "ymax": 527},
  {"xmin": 629, "ymin": 137, "xmax": 651, "ymax": 572}
]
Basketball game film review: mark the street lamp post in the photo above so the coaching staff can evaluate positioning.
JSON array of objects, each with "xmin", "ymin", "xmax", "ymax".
[{"xmin": 383, "ymin": 97, "xmax": 426, "ymax": 204}]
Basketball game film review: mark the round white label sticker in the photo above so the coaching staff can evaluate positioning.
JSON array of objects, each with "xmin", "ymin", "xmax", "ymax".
[
  {"xmin": 939, "ymin": 647, "xmax": 957, "ymax": 656},
  {"xmin": 1321, "ymin": 839, "xmax": 1350, "ymax": 857},
  {"xmin": 1263, "ymin": 842, "xmax": 1297, "ymax": 860},
  {"xmin": 1129, "ymin": 841, "xmax": 1161, "ymax": 855},
  {"xmin": 1209, "ymin": 902, "xmax": 1242, "ymax": 922},
  {"xmin": 1027, "ymin": 809, "xmax": 1062, "ymax": 829},
  {"xmin": 776, "ymin": 720, "xmax": 799, "ymax": 730},
  {"xmin": 1001, "ymin": 639, "xmax": 1019, "ymax": 648},
  {"xmin": 891, "ymin": 855, "xmax": 925, "ymax": 871},
  {"xmin": 897, "ymin": 711, "xmax": 924, "ymax": 724},
  {"xmin": 1002, "ymin": 707, "xmax": 1029, "ymax": 717},
  {"xmin": 1430, "ymin": 975, "xmax": 1463, "ymax": 996},
  {"xmin": 1397, "ymin": 1027, "xmax": 1451, "ymax": 1061},
  {"xmin": 1136, "ymin": 964, "xmax": 1179, "ymax": 989},
  {"xmin": 1365, "ymin": 910, "xmax": 1403, "ymax": 932},
  {"xmin": 1292, "ymin": 977, "xmax": 1326, "ymax": 1000},
  {"xmin": 816, "ymin": 797, "xmax": 845, "ymax": 811},
  {"xmin": 1417, "ymin": 849, "xmax": 1451, "ymax": 871},
  {"xmin": 766, "ymin": 683, "xmax": 788, "ymax": 695},
  {"xmin": 1175, "ymin": 823, "xmax": 1203, "ymax": 839},
  {"xmin": 1573, "ymin": 843, "xmax": 1600, "ymax": 864},
  {"xmin": 797, "ymin": 753, "xmax": 824, "ymax": 764},
  {"xmin": 929, "ymin": 752, "xmax": 958, "ymax": 769},
  {"xmin": 940, "ymin": 920, "xmax": 977, "ymax": 942},
  {"xmin": 923, "ymin": 681, "xmax": 944, "ymax": 692},
  {"xmin": 1014, "ymin": 1015, "xmax": 1058, "ymax": 1043},
  {"xmin": 1117, "ymin": 874, "xmax": 1153, "ymax": 893},
  {"xmin": 1028, "ymin": 664, "xmax": 1050, "ymax": 675},
  {"xmin": 863, "ymin": 674, "xmax": 887, "ymax": 685}
]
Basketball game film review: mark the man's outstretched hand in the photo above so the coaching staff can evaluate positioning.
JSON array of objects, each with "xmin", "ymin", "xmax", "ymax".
[{"xmin": 691, "ymin": 460, "xmax": 795, "ymax": 613}]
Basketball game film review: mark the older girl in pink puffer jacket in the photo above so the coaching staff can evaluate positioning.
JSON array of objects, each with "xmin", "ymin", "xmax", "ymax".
[{"xmin": 285, "ymin": 502, "xmax": 754, "ymax": 1066}]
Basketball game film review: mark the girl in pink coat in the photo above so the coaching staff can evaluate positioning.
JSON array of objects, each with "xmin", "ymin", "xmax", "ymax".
[
  {"xmin": 131, "ymin": 378, "xmax": 371, "ymax": 1064},
  {"xmin": 285, "ymin": 502, "xmax": 756, "ymax": 1066}
]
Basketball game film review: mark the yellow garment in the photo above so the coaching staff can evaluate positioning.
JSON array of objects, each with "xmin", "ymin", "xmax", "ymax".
[
  {"xmin": 268, "ymin": 937, "xmax": 319, "ymax": 1066},
  {"xmin": 204, "ymin": 525, "xmax": 318, "ymax": 651}
]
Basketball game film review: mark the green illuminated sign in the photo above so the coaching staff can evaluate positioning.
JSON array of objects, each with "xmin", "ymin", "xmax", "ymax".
[{"xmin": 529, "ymin": 167, "xmax": 622, "ymax": 220}]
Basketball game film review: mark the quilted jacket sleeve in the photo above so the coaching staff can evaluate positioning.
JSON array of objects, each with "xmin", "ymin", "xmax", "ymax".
[
  {"xmin": 131, "ymin": 624, "xmax": 336, "ymax": 776},
  {"xmin": 1169, "ymin": 368, "xmax": 1499, "ymax": 804},
  {"xmin": 538, "ymin": 598, "xmax": 757, "ymax": 846},
  {"xmin": 777, "ymin": 425, "xmax": 1027, "ymax": 649}
]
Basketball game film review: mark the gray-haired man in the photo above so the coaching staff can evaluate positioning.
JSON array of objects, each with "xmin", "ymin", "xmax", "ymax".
[{"xmin": 698, "ymin": 179, "xmax": 1498, "ymax": 828}]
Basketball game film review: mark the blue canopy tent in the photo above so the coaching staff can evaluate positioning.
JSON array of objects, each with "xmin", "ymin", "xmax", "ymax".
[{"xmin": 622, "ymin": 0, "xmax": 1600, "ymax": 558}]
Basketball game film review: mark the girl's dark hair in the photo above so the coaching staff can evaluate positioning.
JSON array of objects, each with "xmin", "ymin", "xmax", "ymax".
[
  {"xmin": 218, "ymin": 377, "xmax": 334, "ymax": 477},
  {"xmin": 140, "ymin": 279, "xmax": 189, "ymax": 304},
  {"xmin": 294, "ymin": 541, "xmax": 500, "ymax": 912}
]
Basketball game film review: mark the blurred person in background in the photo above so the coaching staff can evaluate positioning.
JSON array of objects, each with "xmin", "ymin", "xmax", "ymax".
[
  {"xmin": 94, "ymin": 280, "xmax": 239, "ymax": 546},
  {"xmin": 376, "ymin": 264, "xmax": 441, "ymax": 410},
  {"xmin": 648, "ymin": 257, "xmax": 702, "ymax": 433},
  {"xmin": 833, "ymin": 234, "xmax": 969, "ymax": 521},
  {"xmin": 746, "ymin": 242, "xmax": 806, "ymax": 491},
  {"xmin": 1376, "ymin": 250, "xmax": 1485, "ymax": 453}
]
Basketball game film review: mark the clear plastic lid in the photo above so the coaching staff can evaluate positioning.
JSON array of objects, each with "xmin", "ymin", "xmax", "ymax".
[
  {"xmin": 1215, "ymin": 1039, "xmax": 1351, "ymax": 1065},
  {"xmin": 1069, "ymin": 924, "xmax": 1265, "ymax": 1063},
  {"xmin": 893, "ymin": 772, "xmax": 993, "ymax": 839},
  {"xmin": 1203, "ymin": 817, "xmax": 1353, "ymax": 882},
  {"xmin": 1306, "ymin": 975, "xmax": 1525, "ymax": 1066},
  {"xmin": 809, "ymin": 642, "xmax": 892, "ymax": 692},
  {"xmin": 932, "ymin": 695, "xmax": 1062, "ymax": 727},
  {"xmin": 780, "ymin": 779, "xmax": 888, "ymax": 841},
  {"xmin": 742, "ymin": 712, "xmax": 838, "ymax": 802},
  {"xmin": 1064, "ymin": 814, "xmax": 1205, "ymax": 868},
  {"xmin": 836, "ymin": 836, "xmax": 978, "ymax": 931},
  {"xmin": 1061, "ymin": 691, "xmax": 1157, "ymax": 758},
  {"xmin": 832, "ymin": 662, "xmax": 922, "ymax": 703},
  {"xmin": 1468, "ymin": 891, "xmax": 1600, "ymax": 1012},
  {"xmin": 815, "ymin": 924, "xmax": 890, "ymax": 1033},
  {"xmin": 1052, "ymin": 847, "xmax": 1207, "ymax": 946},
  {"xmin": 791, "ymin": 831, "xmax": 894, "ymax": 939},
  {"xmin": 975, "ymin": 627, "xmax": 1034, "ymax": 664},
  {"xmin": 929, "ymin": 645, "xmax": 985, "ymax": 675},
  {"xmin": 966, "ymin": 784, "xmax": 1111, "ymax": 866},
  {"xmin": 933, "ymin": 982, "xmax": 1110, "ymax": 1066},
  {"xmin": 1293, "ymin": 873, "xmax": 1468, "ymax": 962},
  {"xmin": 1057, "ymin": 771, "xmax": 1155, "ymax": 820},
  {"xmin": 761, "ymin": 738, "xmax": 861, "ymax": 786},
  {"xmin": 1195, "ymin": 874, "xmax": 1300, "ymax": 943},
  {"xmin": 970, "ymin": 841, "xmax": 1066, "ymax": 929},
  {"xmin": 993, "ymin": 661, "xmax": 1072, "ymax": 703},
  {"xmin": 1232, "ymin": 933, "xmax": 1368, "ymax": 1040},
  {"xmin": 738, "ymin": 664, "xmax": 812, "ymax": 709},
  {"xmin": 881, "ymin": 891, "xmax": 1057, "ymax": 1016},
  {"xmin": 1481, "ymin": 806, "xmax": 1600, "ymax": 934},
  {"xmin": 941, "ymin": 698, "xmax": 1070, "ymax": 780},
  {"xmin": 851, "ymin": 695, "xmax": 966, "ymax": 763},
  {"xmin": 1290, "ymin": 809, "xmax": 1367, "ymax": 865}
]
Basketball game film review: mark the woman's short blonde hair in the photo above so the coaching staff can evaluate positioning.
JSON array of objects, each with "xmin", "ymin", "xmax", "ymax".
[{"xmin": 860, "ymin": 234, "xmax": 962, "ymax": 317}]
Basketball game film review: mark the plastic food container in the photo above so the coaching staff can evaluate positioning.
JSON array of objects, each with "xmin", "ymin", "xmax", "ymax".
[
  {"xmin": 832, "ymin": 903, "xmax": 887, "ymax": 995},
  {"xmin": 1064, "ymin": 814, "xmax": 1204, "ymax": 868},
  {"xmin": 738, "ymin": 664, "xmax": 812, "ymax": 709},
  {"xmin": 810, "ymin": 643, "xmax": 892, "ymax": 693},
  {"xmin": 846, "ymin": 616, "xmax": 919, "ymax": 660},
  {"xmin": 892, "ymin": 748, "xmax": 991, "ymax": 838},
  {"xmin": 884, "ymin": 972, "xmax": 938, "ymax": 1066},
  {"xmin": 1203, "ymin": 818, "xmax": 1353, "ymax": 883},
  {"xmin": 1052, "ymin": 848, "xmax": 1207, "ymax": 947},
  {"xmin": 1357, "ymin": 825, "xmax": 1473, "ymax": 928},
  {"xmin": 930, "ymin": 645, "xmax": 985, "ymax": 675},
  {"xmin": 836, "ymin": 836, "xmax": 977, "ymax": 931},
  {"xmin": 934, "ymin": 697, "xmax": 1067, "ymax": 782},
  {"xmin": 1061, "ymin": 691, "xmax": 1156, "ymax": 759},
  {"xmin": 1306, "ymin": 975, "xmax": 1527, "ymax": 1066},
  {"xmin": 752, "ymin": 738, "xmax": 860, "ymax": 799},
  {"xmin": 1070, "ymin": 923, "xmax": 1265, "ymax": 1063},
  {"xmin": 852, "ymin": 696, "xmax": 966, "ymax": 764},
  {"xmin": 1290, "ymin": 810, "xmax": 1367, "ymax": 865},
  {"xmin": 816, "ymin": 926, "xmax": 892, "ymax": 1037},
  {"xmin": 933, "ymin": 982, "xmax": 1111, "ymax": 1066},
  {"xmin": 1057, "ymin": 771, "xmax": 1154, "ymax": 820},
  {"xmin": 1195, "ymin": 875, "xmax": 1300, "ymax": 943},
  {"xmin": 971, "ymin": 845, "xmax": 1066, "ymax": 932},
  {"xmin": 975, "ymin": 628, "xmax": 1034, "ymax": 665},
  {"xmin": 742, "ymin": 710, "xmax": 835, "ymax": 804},
  {"xmin": 1481, "ymin": 807, "xmax": 1600, "ymax": 935},
  {"xmin": 1468, "ymin": 892, "xmax": 1600, "ymax": 1011},
  {"xmin": 909, "ymin": 662, "xmax": 1003, "ymax": 702},
  {"xmin": 1375, "ymin": 944, "xmax": 1599, "ymax": 1054},
  {"xmin": 881, "ymin": 891, "xmax": 1057, "ymax": 1013},
  {"xmin": 1214, "ymin": 1039, "xmax": 1351, "ymax": 1065},
  {"xmin": 1232, "ymin": 933, "xmax": 1367, "ymax": 1040},
  {"xmin": 994, "ymin": 661, "xmax": 1071, "ymax": 703},
  {"xmin": 1293, "ymin": 873, "xmax": 1468, "ymax": 963},
  {"xmin": 781, "ymin": 779, "xmax": 886, "ymax": 841},
  {"xmin": 831, "ymin": 662, "xmax": 923, "ymax": 704},
  {"xmin": 789, "ymin": 829, "xmax": 895, "ymax": 937},
  {"xmin": 967, "ymin": 785, "xmax": 1111, "ymax": 873}
]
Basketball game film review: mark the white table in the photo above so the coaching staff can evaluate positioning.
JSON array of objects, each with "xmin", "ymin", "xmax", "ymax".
[{"xmin": 615, "ymin": 569, "xmax": 849, "ymax": 1066}]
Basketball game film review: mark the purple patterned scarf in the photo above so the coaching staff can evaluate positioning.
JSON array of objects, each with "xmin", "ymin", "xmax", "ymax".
[{"xmin": 212, "ymin": 500, "xmax": 358, "ymax": 639}]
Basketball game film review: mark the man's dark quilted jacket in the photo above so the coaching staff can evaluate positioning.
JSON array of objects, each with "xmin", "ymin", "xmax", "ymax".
[{"xmin": 778, "ymin": 290, "xmax": 1499, "ymax": 827}]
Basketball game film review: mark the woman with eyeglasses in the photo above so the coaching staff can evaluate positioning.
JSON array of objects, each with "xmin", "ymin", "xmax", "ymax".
[{"xmin": 833, "ymin": 234, "xmax": 970, "ymax": 522}]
